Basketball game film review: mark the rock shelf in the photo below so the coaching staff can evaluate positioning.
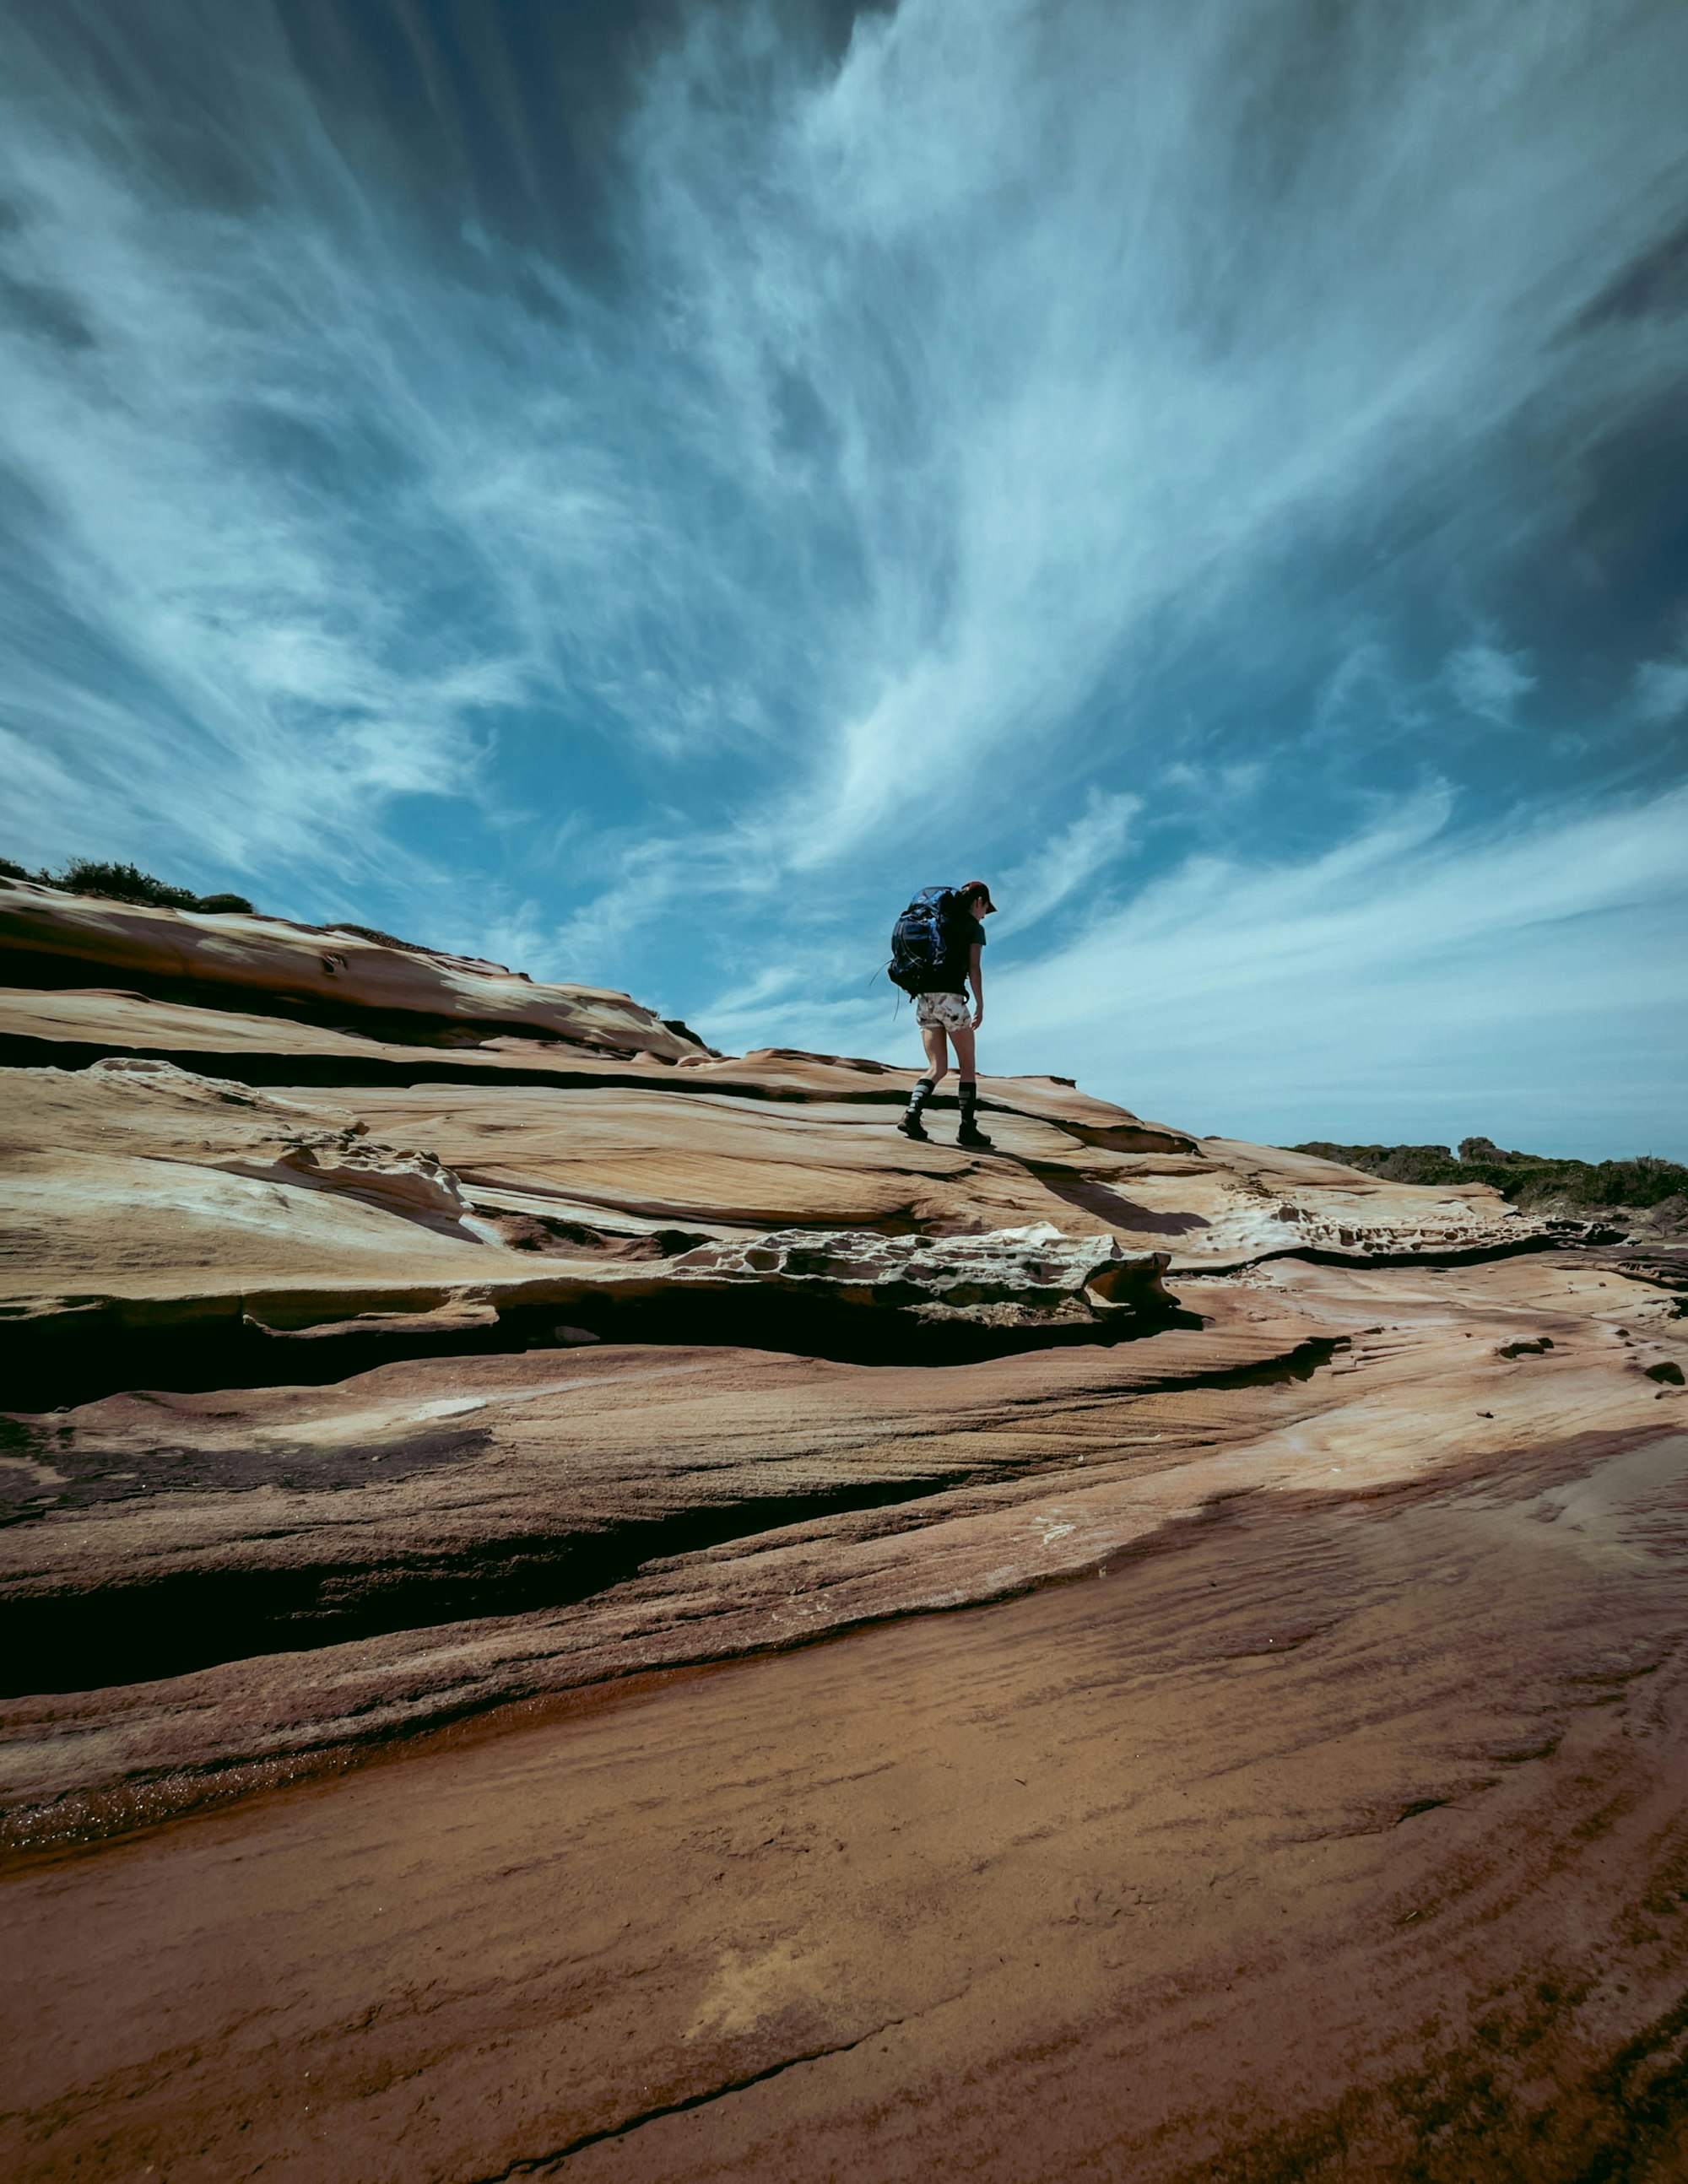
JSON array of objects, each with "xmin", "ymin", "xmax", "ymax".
[{"xmin": 1, "ymin": 914, "xmax": 1685, "ymax": 2181}]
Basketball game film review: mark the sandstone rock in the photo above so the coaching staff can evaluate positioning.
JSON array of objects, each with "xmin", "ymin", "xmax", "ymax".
[
  {"xmin": 0, "ymin": 1021, "xmax": 1564, "ymax": 1419},
  {"xmin": 1, "ymin": 1251, "xmax": 1680, "ymax": 1846},
  {"xmin": 668, "ymin": 1221, "xmax": 1171, "ymax": 1316},
  {"xmin": 0, "ymin": 1061, "xmax": 514, "ymax": 1311},
  {"xmin": 8, "ymin": 1403, "xmax": 1687, "ymax": 2184},
  {"xmin": 0, "ymin": 985, "xmax": 1544, "ymax": 1268},
  {"xmin": 0, "ymin": 878, "xmax": 691, "ymax": 1058},
  {"xmin": 0, "ymin": 972, "xmax": 1669, "ymax": 1817},
  {"xmin": 3, "ymin": 930, "xmax": 1688, "ymax": 2184}
]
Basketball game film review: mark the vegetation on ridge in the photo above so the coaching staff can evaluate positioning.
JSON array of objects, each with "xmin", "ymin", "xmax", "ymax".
[
  {"xmin": 1293, "ymin": 1136, "xmax": 1687, "ymax": 1213},
  {"xmin": 1, "ymin": 854, "xmax": 254, "ymax": 917},
  {"xmin": 3, "ymin": 857, "xmax": 441, "ymax": 955},
  {"xmin": 0, "ymin": 856, "xmax": 711, "ymax": 1038}
]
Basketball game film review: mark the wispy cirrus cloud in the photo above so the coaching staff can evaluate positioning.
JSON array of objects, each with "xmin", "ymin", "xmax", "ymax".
[
  {"xmin": 3, "ymin": 0, "xmax": 1687, "ymax": 1153},
  {"xmin": 1632, "ymin": 657, "xmax": 1688, "ymax": 724},
  {"xmin": 0, "ymin": 78, "xmax": 530, "ymax": 876},
  {"xmin": 986, "ymin": 784, "xmax": 1688, "ymax": 1156},
  {"xmin": 619, "ymin": 0, "xmax": 1688, "ymax": 866},
  {"xmin": 1445, "ymin": 643, "xmax": 1538, "ymax": 725},
  {"xmin": 8, "ymin": 3, "xmax": 1686, "ymax": 870},
  {"xmin": 712, "ymin": 783, "xmax": 1688, "ymax": 1156},
  {"xmin": 998, "ymin": 790, "xmax": 1142, "ymax": 933}
]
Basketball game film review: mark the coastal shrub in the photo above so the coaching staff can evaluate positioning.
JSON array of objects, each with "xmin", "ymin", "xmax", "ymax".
[
  {"xmin": 1294, "ymin": 1142, "xmax": 1464, "ymax": 1187},
  {"xmin": 7, "ymin": 858, "xmax": 443, "ymax": 957},
  {"xmin": 51, "ymin": 858, "xmax": 199, "ymax": 909},
  {"xmin": 3, "ymin": 854, "xmax": 259, "ymax": 917},
  {"xmin": 1293, "ymin": 1139, "xmax": 1687, "ymax": 1210},
  {"xmin": 1576, "ymin": 1155, "xmax": 1688, "ymax": 1208}
]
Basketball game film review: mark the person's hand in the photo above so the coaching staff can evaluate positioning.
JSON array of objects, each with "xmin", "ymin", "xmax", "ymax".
[{"xmin": 971, "ymin": 1005, "xmax": 984, "ymax": 1029}]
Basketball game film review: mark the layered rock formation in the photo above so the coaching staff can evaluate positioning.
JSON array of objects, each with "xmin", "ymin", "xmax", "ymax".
[
  {"xmin": 0, "ymin": 876, "xmax": 694, "ymax": 1057},
  {"xmin": 2, "ymin": 911, "xmax": 1685, "ymax": 2182}
]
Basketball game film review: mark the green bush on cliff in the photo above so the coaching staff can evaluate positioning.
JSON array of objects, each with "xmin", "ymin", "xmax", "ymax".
[
  {"xmin": 51, "ymin": 859, "xmax": 200, "ymax": 909},
  {"xmin": 2, "ymin": 855, "xmax": 253, "ymax": 916},
  {"xmin": 1292, "ymin": 1138, "xmax": 1687, "ymax": 1210}
]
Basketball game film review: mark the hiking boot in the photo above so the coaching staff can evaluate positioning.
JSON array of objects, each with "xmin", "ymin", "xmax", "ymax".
[
  {"xmin": 955, "ymin": 1120, "xmax": 994, "ymax": 1150},
  {"xmin": 897, "ymin": 1111, "xmax": 930, "ymax": 1142}
]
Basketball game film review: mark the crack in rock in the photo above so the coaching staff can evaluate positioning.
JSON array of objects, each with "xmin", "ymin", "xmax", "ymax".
[{"xmin": 473, "ymin": 2013, "xmax": 915, "ymax": 2176}]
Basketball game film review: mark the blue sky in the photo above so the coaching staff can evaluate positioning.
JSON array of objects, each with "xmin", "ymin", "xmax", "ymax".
[{"xmin": 3, "ymin": 0, "xmax": 1686, "ymax": 1157}]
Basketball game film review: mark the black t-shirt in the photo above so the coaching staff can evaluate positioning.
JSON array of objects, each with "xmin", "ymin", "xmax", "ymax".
[{"xmin": 923, "ymin": 902, "xmax": 985, "ymax": 994}]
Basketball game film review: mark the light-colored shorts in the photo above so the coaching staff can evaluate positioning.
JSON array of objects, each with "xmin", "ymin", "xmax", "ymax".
[{"xmin": 915, "ymin": 991, "xmax": 972, "ymax": 1033}]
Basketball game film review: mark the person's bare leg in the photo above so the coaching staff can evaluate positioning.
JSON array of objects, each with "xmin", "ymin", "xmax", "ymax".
[
  {"xmin": 901, "ymin": 1024, "xmax": 947, "ymax": 1138},
  {"xmin": 922, "ymin": 1024, "xmax": 950, "ymax": 1085},
  {"xmin": 950, "ymin": 1022, "xmax": 992, "ymax": 1148}
]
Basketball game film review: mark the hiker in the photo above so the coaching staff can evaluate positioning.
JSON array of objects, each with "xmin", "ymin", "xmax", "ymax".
[{"xmin": 891, "ymin": 880, "xmax": 998, "ymax": 1149}]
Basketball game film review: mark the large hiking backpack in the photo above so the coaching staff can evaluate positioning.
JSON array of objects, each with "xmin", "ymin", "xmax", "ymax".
[{"xmin": 887, "ymin": 884, "xmax": 956, "ymax": 994}]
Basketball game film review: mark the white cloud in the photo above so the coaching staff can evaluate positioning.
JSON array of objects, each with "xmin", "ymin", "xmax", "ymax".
[
  {"xmin": 1446, "ymin": 642, "xmax": 1537, "ymax": 723},
  {"xmin": 545, "ymin": 854, "xmax": 685, "ymax": 984},
  {"xmin": 0, "ymin": 104, "xmax": 521, "ymax": 875},
  {"xmin": 986, "ymin": 784, "xmax": 1688, "ymax": 1157},
  {"xmin": 1632, "ymin": 657, "xmax": 1688, "ymax": 723},
  {"xmin": 998, "ymin": 788, "xmax": 1141, "ymax": 932},
  {"xmin": 623, "ymin": 0, "xmax": 1688, "ymax": 864}
]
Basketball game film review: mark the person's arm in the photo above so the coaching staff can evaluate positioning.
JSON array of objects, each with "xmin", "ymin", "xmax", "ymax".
[{"xmin": 969, "ymin": 941, "xmax": 984, "ymax": 1028}]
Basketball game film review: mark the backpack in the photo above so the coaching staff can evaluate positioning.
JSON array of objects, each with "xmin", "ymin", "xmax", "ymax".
[{"xmin": 887, "ymin": 885, "xmax": 956, "ymax": 994}]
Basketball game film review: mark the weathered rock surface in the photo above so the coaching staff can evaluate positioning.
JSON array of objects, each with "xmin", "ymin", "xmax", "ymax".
[
  {"xmin": 4, "ymin": 1241, "xmax": 1681, "ymax": 1845},
  {"xmin": 663, "ymin": 1221, "xmax": 1172, "ymax": 1316},
  {"xmin": 2, "ymin": 922, "xmax": 1685, "ymax": 2181},
  {"xmin": 8, "ymin": 1420, "xmax": 1685, "ymax": 2184},
  {"xmin": 0, "ymin": 878, "xmax": 692, "ymax": 1057},
  {"xmin": 1, "ymin": 1019, "xmax": 1555, "ymax": 1418}
]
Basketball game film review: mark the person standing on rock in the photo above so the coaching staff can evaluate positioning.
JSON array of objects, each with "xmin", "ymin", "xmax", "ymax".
[{"xmin": 893, "ymin": 880, "xmax": 997, "ymax": 1149}]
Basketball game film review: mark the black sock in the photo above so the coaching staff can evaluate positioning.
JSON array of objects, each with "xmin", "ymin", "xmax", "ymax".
[
  {"xmin": 906, "ymin": 1075, "xmax": 935, "ymax": 1116},
  {"xmin": 958, "ymin": 1078, "xmax": 978, "ymax": 1121}
]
